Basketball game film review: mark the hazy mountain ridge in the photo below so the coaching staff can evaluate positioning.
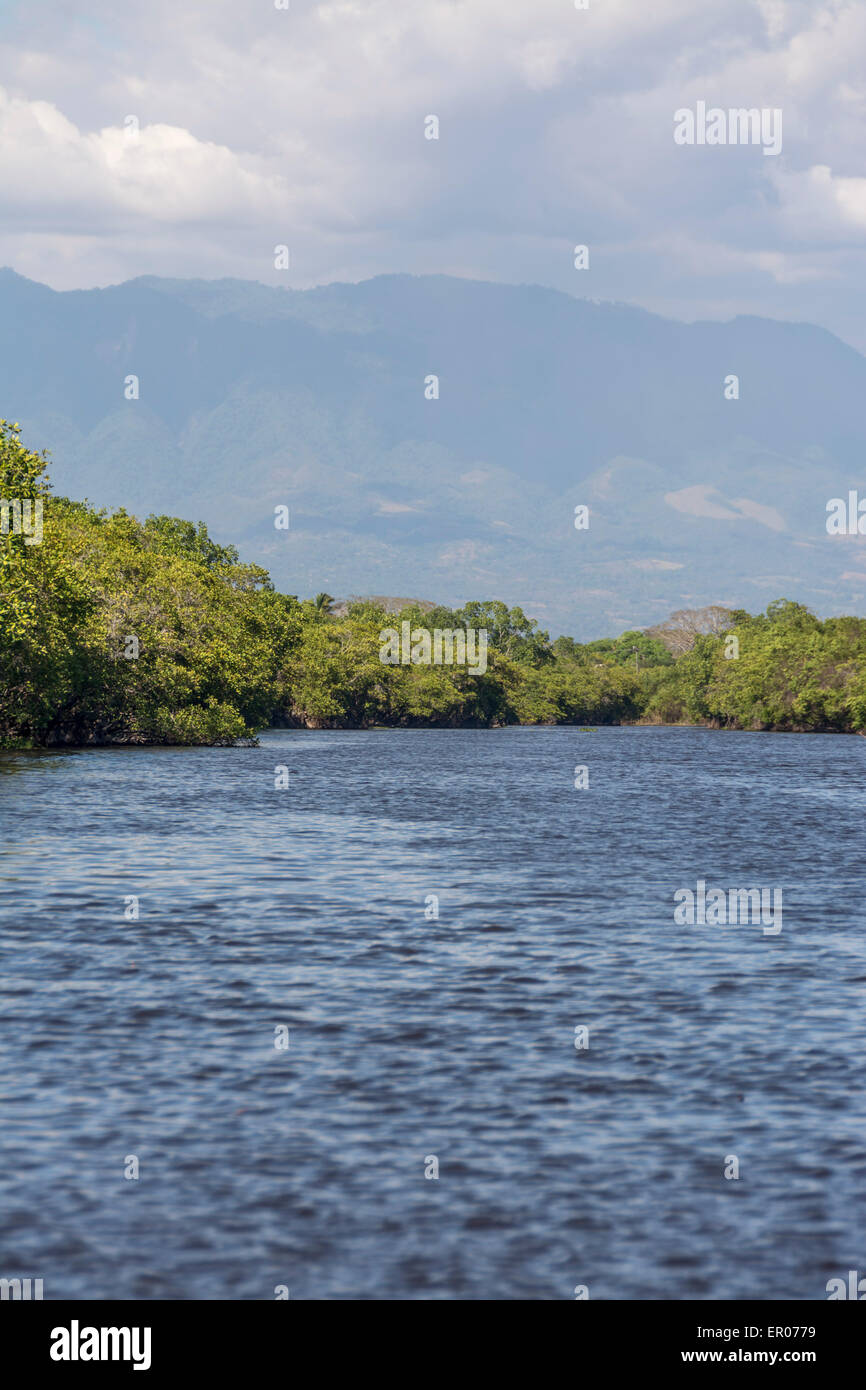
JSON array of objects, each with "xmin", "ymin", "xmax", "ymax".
[{"xmin": 2, "ymin": 267, "xmax": 864, "ymax": 637}]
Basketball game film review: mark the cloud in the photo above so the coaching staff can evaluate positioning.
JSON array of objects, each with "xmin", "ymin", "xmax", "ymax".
[
  {"xmin": 0, "ymin": 87, "xmax": 288, "ymax": 228},
  {"xmin": 0, "ymin": 0, "xmax": 865, "ymax": 346},
  {"xmin": 773, "ymin": 163, "xmax": 866, "ymax": 237}
]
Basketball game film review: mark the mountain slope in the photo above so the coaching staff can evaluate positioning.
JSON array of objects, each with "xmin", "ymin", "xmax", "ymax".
[{"xmin": 2, "ymin": 267, "xmax": 864, "ymax": 637}]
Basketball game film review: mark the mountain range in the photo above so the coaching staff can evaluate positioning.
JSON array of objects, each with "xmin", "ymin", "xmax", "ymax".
[{"xmin": 3, "ymin": 266, "xmax": 865, "ymax": 638}]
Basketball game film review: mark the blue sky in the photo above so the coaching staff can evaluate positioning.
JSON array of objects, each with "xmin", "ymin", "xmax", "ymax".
[{"xmin": 1, "ymin": 0, "xmax": 865, "ymax": 348}]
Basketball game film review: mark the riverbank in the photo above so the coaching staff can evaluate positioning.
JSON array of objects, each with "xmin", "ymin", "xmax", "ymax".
[
  {"xmin": 4, "ymin": 421, "xmax": 866, "ymax": 748},
  {"xmin": 3, "ymin": 715, "xmax": 864, "ymax": 752}
]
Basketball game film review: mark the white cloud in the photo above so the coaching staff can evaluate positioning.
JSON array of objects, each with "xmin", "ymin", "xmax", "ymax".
[
  {"xmin": 773, "ymin": 163, "xmax": 866, "ymax": 237},
  {"xmin": 0, "ymin": 86, "xmax": 288, "ymax": 226},
  {"xmin": 0, "ymin": 0, "xmax": 865, "ymax": 346}
]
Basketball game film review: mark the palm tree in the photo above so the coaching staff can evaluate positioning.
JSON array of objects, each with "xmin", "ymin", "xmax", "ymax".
[{"xmin": 313, "ymin": 592, "xmax": 335, "ymax": 615}]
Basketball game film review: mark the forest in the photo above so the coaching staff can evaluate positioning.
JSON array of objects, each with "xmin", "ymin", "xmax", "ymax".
[{"xmin": 3, "ymin": 420, "xmax": 866, "ymax": 746}]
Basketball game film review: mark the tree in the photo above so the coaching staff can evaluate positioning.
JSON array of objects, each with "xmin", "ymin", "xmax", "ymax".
[
  {"xmin": 142, "ymin": 515, "xmax": 240, "ymax": 569},
  {"xmin": 5, "ymin": 422, "xmax": 866, "ymax": 742},
  {"xmin": 645, "ymin": 605, "xmax": 735, "ymax": 656}
]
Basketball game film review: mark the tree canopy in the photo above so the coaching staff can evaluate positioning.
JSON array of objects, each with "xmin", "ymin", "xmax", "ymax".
[{"xmin": 3, "ymin": 422, "xmax": 865, "ymax": 746}]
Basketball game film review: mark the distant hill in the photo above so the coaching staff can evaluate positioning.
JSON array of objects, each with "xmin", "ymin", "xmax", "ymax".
[
  {"xmin": 3, "ymin": 267, "xmax": 865, "ymax": 637},
  {"xmin": 330, "ymin": 596, "xmax": 437, "ymax": 618}
]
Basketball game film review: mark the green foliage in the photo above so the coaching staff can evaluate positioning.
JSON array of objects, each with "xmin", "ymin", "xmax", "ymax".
[
  {"xmin": 141, "ymin": 515, "xmax": 240, "ymax": 569},
  {"xmin": 3, "ymin": 424, "xmax": 866, "ymax": 744},
  {"xmin": 451, "ymin": 601, "xmax": 553, "ymax": 667},
  {"xmin": 581, "ymin": 630, "xmax": 674, "ymax": 669},
  {"xmin": 0, "ymin": 436, "xmax": 302, "ymax": 745},
  {"xmin": 644, "ymin": 602, "xmax": 866, "ymax": 732}
]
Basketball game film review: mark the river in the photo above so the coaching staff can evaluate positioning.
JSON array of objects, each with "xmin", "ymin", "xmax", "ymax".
[{"xmin": 1, "ymin": 726, "xmax": 864, "ymax": 1299}]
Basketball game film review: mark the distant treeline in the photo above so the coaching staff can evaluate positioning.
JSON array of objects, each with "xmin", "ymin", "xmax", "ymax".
[{"xmin": 3, "ymin": 421, "xmax": 866, "ymax": 746}]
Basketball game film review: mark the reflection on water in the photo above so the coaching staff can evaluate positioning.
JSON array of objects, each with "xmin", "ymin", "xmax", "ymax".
[{"xmin": 0, "ymin": 727, "xmax": 864, "ymax": 1299}]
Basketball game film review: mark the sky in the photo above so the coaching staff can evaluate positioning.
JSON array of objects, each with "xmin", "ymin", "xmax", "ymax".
[{"xmin": 1, "ymin": 0, "xmax": 865, "ymax": 348}]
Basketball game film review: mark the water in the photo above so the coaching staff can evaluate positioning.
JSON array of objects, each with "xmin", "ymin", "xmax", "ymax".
[{"xmin": 1, "ymin": 726, "xmax": 864, "ymax": 1300}]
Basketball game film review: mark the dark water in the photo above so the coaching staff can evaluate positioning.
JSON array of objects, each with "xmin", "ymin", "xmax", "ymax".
[{"xmin": 1, "ymin": 726, "xmax": 864, "ymax": 1300}]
